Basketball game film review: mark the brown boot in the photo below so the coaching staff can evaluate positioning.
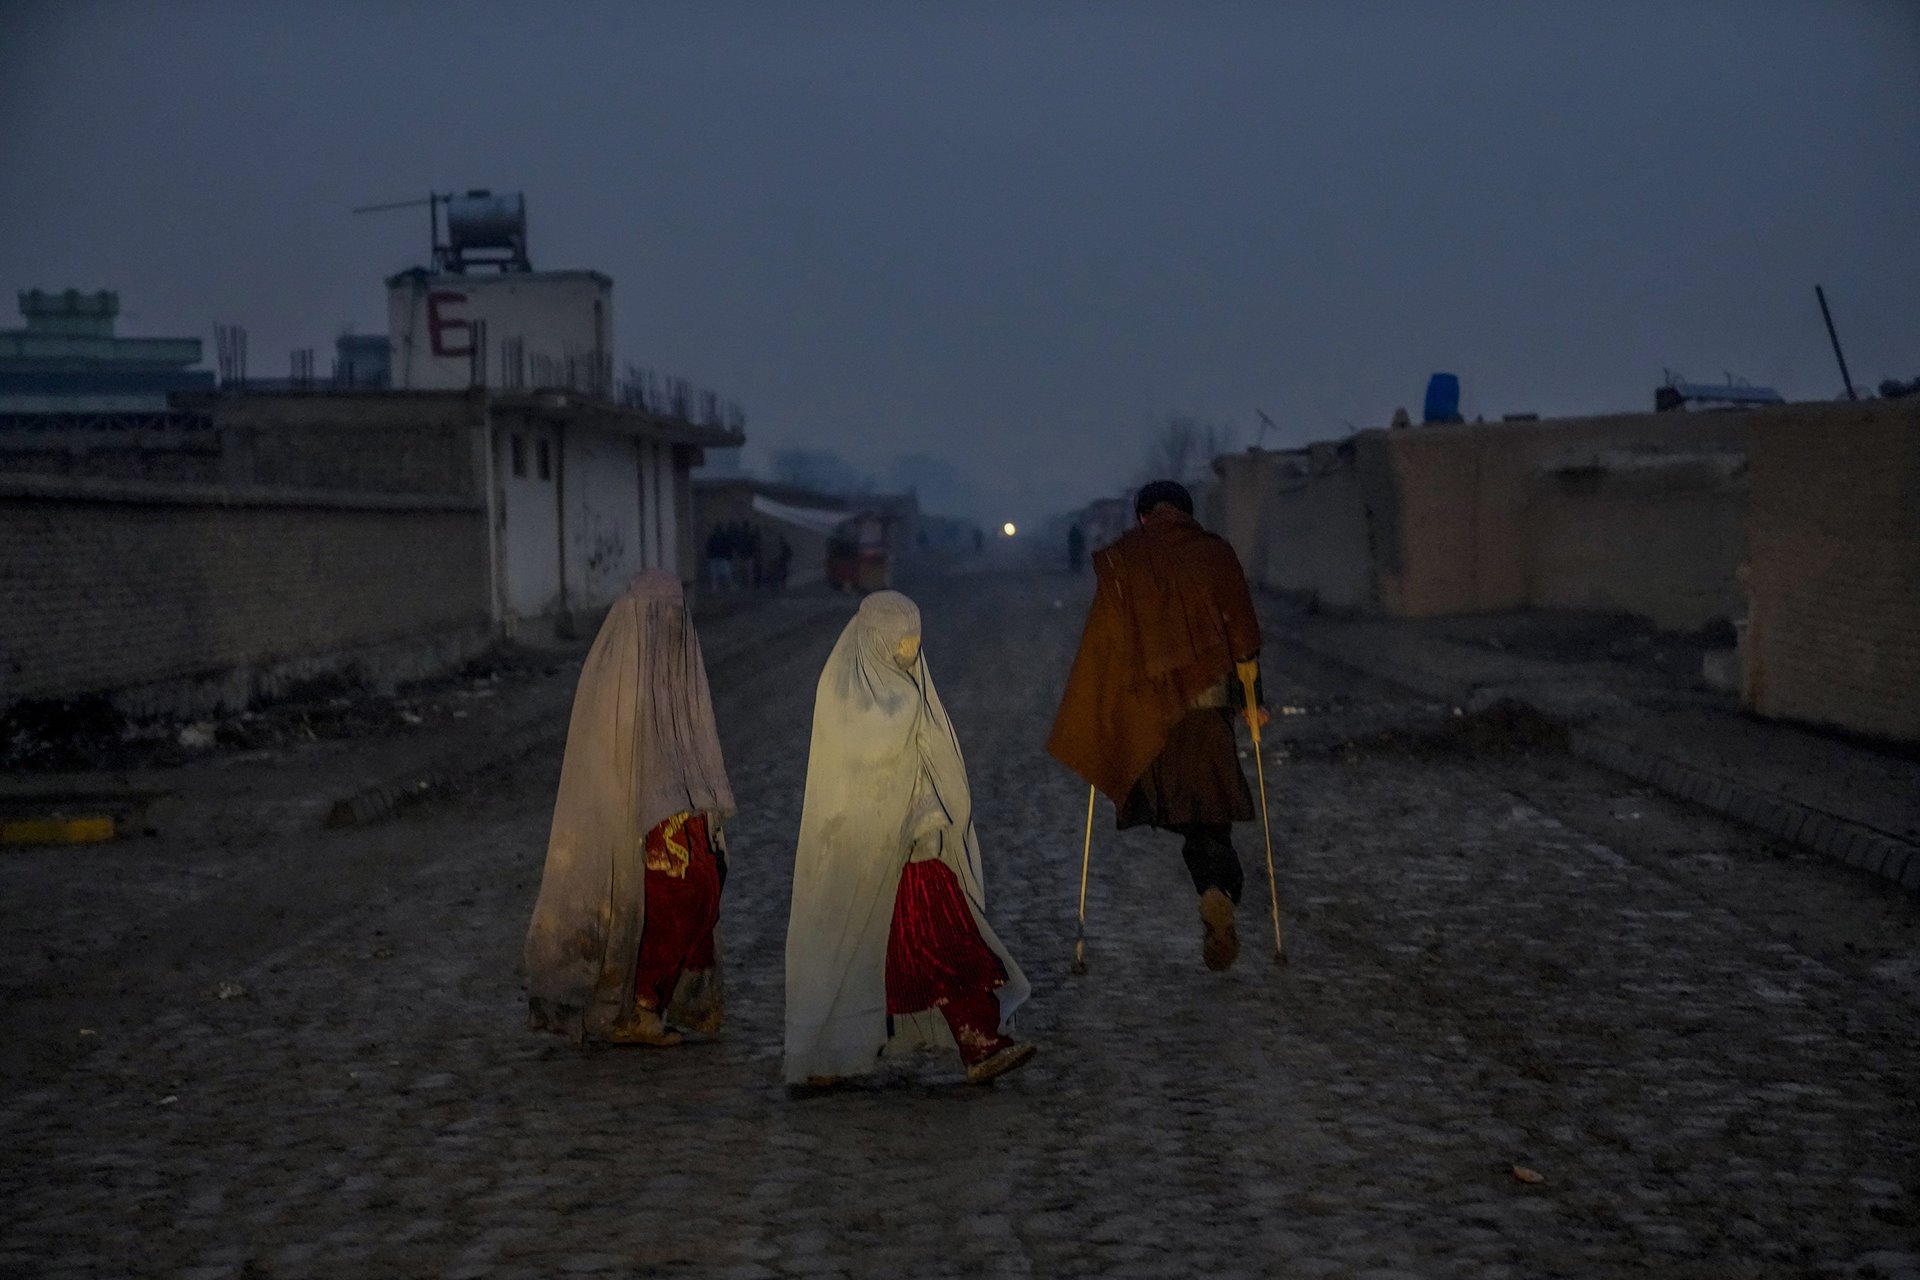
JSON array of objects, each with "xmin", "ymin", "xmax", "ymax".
[
  {"xmin": 606, "ymin": 1006, "xmax": 684, "ymax": 1047},
  {"xmin": 1199, "ymin": 887, "xmax": 1239, "ymax": 971}
]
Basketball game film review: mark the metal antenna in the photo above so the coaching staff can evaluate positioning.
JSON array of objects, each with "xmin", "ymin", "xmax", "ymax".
[
  {"xmin": 1255, "ymin": 409, "xmax": 1278, "ymax": 448},
  {"xmin": 351, "ymin": 193, "xmax": 446, "ymax": 271}
]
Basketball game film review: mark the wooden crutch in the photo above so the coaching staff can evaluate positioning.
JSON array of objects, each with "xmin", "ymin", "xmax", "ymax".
[
  {"xmin": 1239, "ymin": 666, "xmax": 1288, "ymax": 964},
  {"xmin": 1069, "ymin": 784, "xmax": 1094, "ymax": 975}
]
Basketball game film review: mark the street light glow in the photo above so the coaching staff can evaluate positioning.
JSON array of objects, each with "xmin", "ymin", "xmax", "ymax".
[{"xmin": 1002, "ymin": 522, "xmax": 1017, "ymax": 537}]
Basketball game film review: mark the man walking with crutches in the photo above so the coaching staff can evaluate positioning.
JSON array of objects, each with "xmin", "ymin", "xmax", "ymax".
[{"xmin": 1047, "ymin": 480, "xmax": 1274, "ymax": 972}]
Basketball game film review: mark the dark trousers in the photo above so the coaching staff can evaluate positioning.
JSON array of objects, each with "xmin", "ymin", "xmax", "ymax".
[{"xmin": 1175, "ymin": 823, "xmax": 1243, "ymax": 904}]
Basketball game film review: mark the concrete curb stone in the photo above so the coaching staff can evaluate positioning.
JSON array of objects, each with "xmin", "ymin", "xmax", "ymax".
[
  {"xmin": 324, "ymin": 722, "xmax": 561, "ymax": 830},
  {"xmin": 1564, "ymin": 724, "xmax": 1918, "ymax": 891}
]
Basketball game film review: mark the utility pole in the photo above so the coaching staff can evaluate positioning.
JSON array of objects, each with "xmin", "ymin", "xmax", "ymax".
[{"xmin": 1815, "ymin": 284, "xmax": 1858, "ymax": 401}]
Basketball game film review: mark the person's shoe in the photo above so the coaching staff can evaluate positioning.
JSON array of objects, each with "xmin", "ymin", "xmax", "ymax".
[
  {"xmin": 1199, "ymin": 887, "xmax": 1239, "ymax": 971},
  {"xmin": 965, "ymin": 1041, "xmax": 1036, "ymax": 1085},
  {"xmin": 606, "ymin": 1007, "xmax": 684, "ymax": 1047}
]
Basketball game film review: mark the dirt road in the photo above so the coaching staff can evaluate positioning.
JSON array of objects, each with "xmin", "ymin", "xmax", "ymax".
[{"xmin": 2, "ymin": 572, "xmax": 1915, "ymax": 1278}]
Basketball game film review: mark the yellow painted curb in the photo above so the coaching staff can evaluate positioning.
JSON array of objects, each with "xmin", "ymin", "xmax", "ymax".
[{"xmin": 1, "ymin": 816, "xmax": 117, "ymax": 847}]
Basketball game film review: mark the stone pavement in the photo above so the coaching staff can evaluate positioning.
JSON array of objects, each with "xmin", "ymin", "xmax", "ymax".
[
  {"xmin": 1267, "ymin": 610, "xmax": 1920, "ymax": 890},
  {"xmin": 1, "ymin": 572, "xmax": 1916, "ymax": 1278}
]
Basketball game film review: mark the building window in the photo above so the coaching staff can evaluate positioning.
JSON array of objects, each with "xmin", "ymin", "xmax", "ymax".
[
  {"xmin": 537, "ymin": 439, "xmax": 552, "ymax": 481},
  {"xmin": 510, "ymin": 434, "xmax": 527, "ymax": 478}
]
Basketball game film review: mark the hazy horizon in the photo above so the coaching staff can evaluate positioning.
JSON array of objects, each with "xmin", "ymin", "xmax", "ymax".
[{"xmin": 4, "ymin": 1, "xmax": 1916, "ymax": 524}]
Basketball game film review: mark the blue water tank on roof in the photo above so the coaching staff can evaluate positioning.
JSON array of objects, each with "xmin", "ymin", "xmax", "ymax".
[{"xmin": 1423, "ymin": 373, "xmax": 1460, "ymax": 424}]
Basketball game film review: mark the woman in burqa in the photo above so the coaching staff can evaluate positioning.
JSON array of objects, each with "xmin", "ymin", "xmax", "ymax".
[
  {"xmin": 784, "ymin": 591, "xmax": 1036, "ymax": 1086},
  {"xmin": 525, "ymin": 569, "xmax": 735, "ymax": 1046}
]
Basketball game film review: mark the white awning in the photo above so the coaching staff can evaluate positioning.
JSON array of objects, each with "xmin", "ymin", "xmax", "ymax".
[{"xmin": 751, "ymin": 494, "xmax": 851, "ymax": 536}]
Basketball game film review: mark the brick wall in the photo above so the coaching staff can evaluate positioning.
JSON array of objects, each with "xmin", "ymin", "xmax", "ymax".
[
  {"xmin": 1743, "ymin": 399, "xmax": 1920, "ymax": 742},
  {"xmin": 1214, "ymin": 411, "xmax": 1752, "ymax": 628},
  {"xmin": 1215, "ymin": 447, "xmax": 1375, "ymax": 611},
  {"xmin": 1363, "ymin": 413, "xmax": 1750, "ymax": 624},
  {"xmin": 1527, "ymin": 447, "xmax": 1746, "ymax": 630},
  {"xmin": 1363, "ymin": 426, "xmax": 1520, "ymax": 617},
  {"xmin": 0, "ymin": 416, "xmax": 224, "ymax": 483},
  {"xmin": 0, "ymin": 393, "xmax": 486, "ymax": 496},
  {"xmin": 1, "ymin": 478, "xmax": 490, "ymax": 719},
  {"xmin": 1211, "ymin": 452, "xmax": 1272, "ymax": 584},
  {"xmin": 210, "ymin": 393, "xmax": 484, "ymax": 496}
]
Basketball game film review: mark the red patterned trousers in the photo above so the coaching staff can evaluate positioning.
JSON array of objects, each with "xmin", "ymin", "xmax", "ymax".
[
  {"xmin": 886, "ymin": 859, "xmax": 1013, "ymax": 1065},
  {"xmin": 633, "ymin": 812, "xmax": 721, "ymax": 1011}
]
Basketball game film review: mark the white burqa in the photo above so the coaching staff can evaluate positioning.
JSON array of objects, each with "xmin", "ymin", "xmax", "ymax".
[
  {"xmin": 524, "ymin": 570, "xmax": 735, "ymax": 1041},
  {"xmin": 783, "ymin": 591, "xmax": 1030, "ymax": 1083}
]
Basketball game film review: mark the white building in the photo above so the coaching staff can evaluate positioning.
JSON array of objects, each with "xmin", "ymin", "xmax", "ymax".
[
  {"xmin": 169, "ymin": 387, "xmax": 735, "ymax": 642},
  {"xmin": 370, "ymin": 261, "xmax": 738, "ymax": 636},
  {"xmin": 385, "ymin": 268, "xmax": 612, "ymax": 395},
  {"xmin": 487, "ymin": 390, "xmax": 729, "ymax": 633}
]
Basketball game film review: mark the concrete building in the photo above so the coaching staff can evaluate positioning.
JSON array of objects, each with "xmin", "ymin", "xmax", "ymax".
[
  {"xmin": 332, "ymin": 334, "xmax": 391, "ymax": 389},
  {"xmin": 3, "ymin": 197, "xmax": 745, "ymax": 718},
  {"xmin": 1, "ymin": 385, "xmax": 738, "ymax": 721},
  {"xmin": 484, "ymin": 389, "xmax": 730, "ymax": 631},
  {"xmin": 194, "ymin": 387, "xmax": 735, "ymax": 639},
  {"xmin": 377, "ymin": 250, "xmax": 744, "ymax": 630},
  {"xmin": 0, "ymin": 289, "xmax": 215, "ymax": 413},
  {"xmin": 386, "ymin": 268, "xmax": 612, "ymax": 395},
  {"xmin": 374, "ymin": 259, "xmax": 731, "ymax": 633}
]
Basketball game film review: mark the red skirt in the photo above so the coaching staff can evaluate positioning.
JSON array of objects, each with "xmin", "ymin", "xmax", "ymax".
[
  {"xmin": 885, "ymin": 859, "xmax": 1006, "ymax": 1014},
  {"xmin": 633, "ymin": 812, "xmax": 721, "ymax": 1011}
]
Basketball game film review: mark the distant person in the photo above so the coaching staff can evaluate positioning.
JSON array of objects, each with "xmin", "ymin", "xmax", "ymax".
[
  {"xmin": 784, "ymin": 592, "xmax": 1035, "ymax": 1087},
  {"xmin": 1066, "ymin": 522, "xmax": 1087, "ymax": 572},
  {"xmin": 1046, "ymin": 480, "xmax": 1266, "ymax": 971},
  {"xmin": 525, "ymin": 571, "xmax": 735, "ymax": 1045},
  {"xmin": 972, "ymin": 527, "xmax": 984, "ymax": 553},
  {"xmin": 731, "ymin": 522, "xmax": 755, "ymax": 591},
  {"xmin": 705, "ymin": 526, "xmax": 733, "ymax": 592},
  {"xmin": 775, "ymin": 533, "xmax": 794, "ymax": 589}
]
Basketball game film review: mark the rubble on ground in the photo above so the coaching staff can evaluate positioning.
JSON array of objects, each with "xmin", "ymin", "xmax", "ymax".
[{"xmin": 0, "ymin": 648, "xmax": 563, "ymax": 774}]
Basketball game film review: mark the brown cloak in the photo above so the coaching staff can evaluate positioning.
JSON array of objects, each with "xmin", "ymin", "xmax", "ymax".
[{"xmin": 1046, "ymin": 507, "xmax": 1261, "ymax": 806}]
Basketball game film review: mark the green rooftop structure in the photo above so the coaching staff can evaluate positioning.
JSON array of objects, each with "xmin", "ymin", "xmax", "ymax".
[{"xmin": 0, "ymin": 289, "xmax": 213, "ymax": 413}]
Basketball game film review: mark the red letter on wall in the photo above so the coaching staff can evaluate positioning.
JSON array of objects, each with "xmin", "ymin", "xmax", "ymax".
[{"xmin": 427, "ymin": 290, "xmax": 472, "ymax": 357}]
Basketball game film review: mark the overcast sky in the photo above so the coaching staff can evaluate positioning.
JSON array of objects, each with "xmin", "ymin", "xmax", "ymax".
[{"xmin": 3, "ymin": 1, "xmax": 1915, "ymax": 522}]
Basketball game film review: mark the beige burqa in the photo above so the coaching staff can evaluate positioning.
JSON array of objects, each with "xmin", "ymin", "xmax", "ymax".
[
  {"xmin": 524, "ymin": 569, "xmax": 735, "ymax": 1040},
  {"xmin": 783, "ymin": 592, "xmax": 1030, "ymax": 1083}
]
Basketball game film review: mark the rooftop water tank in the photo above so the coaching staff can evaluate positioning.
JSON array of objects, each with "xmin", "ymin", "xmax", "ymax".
[
  {"xmin": 1423, "ymin": 373, "xmax": 1462, "ymax": 424},
  {"xmin": 443, "ymin": 190, "xmax": 529, "ymax": 272}
]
